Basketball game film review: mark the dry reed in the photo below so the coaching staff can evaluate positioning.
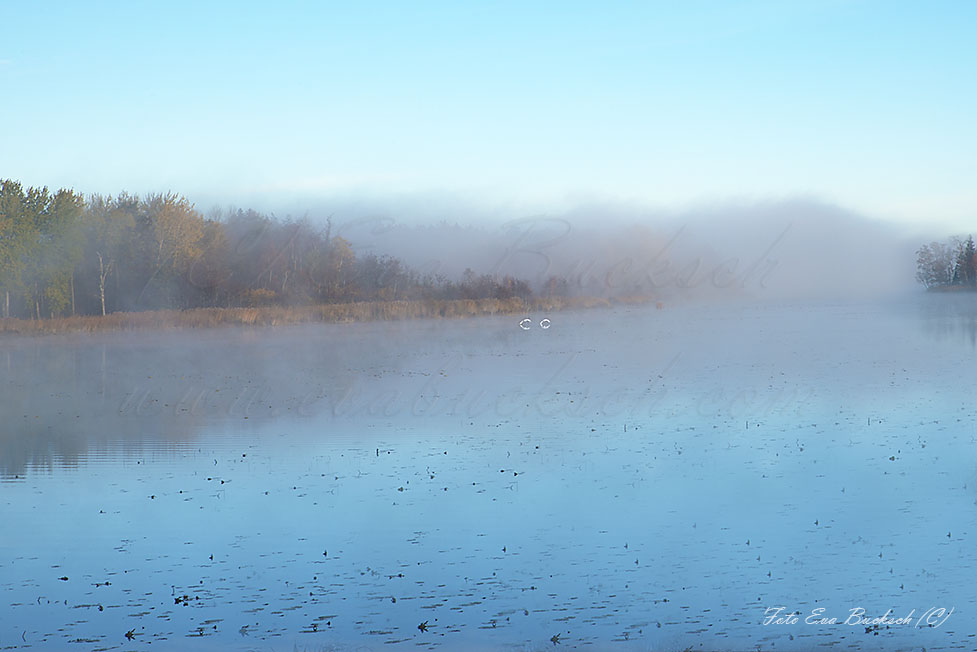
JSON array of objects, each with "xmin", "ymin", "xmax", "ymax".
[{"xmin": 0, "ymin": 295, "xmax": 647, "ymax": 336}]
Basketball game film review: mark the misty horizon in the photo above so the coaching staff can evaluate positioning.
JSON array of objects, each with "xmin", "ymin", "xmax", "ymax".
[{"xmin": 1, "ymin": 175, "xmax": 947, "ymax": 324}]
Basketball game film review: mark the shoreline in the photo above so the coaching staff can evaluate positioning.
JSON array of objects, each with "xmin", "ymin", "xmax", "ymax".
[
  {"xmin": 926, "ymin": 285, "xmax": 977, "ymax": 292},
  {"xmin": 0, "ymin": 295, "xmax": 654, "ymax": 336}
]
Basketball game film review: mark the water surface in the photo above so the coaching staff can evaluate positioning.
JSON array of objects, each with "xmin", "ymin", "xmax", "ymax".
[{"xmin": 2, "ymin": 295, "xmax": 975, "ymax": 650}]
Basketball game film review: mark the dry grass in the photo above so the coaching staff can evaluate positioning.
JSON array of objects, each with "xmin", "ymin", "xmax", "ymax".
[{"xmin": 0, "ymin": 295, "xmax": 643, "ymax": 336}]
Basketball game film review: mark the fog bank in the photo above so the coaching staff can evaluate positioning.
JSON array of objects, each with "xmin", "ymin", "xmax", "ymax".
[{"xmin": 308, "ymin": 197, "xmax": 924, "ymax": 303}]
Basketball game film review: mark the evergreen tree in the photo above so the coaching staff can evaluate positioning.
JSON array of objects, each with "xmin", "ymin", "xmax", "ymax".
[{"xmin": 959, "ymin": 235, "xmax": 977, "ymax": 287}]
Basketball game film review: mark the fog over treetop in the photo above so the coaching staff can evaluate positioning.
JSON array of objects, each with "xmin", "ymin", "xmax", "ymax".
[
  {"xmin": 305, "ymin": 196, "xmax": 924, "ymax": 301},
  {"xmin": 0, "ymin": 176, "xmax": 943, "ymax": 326}
]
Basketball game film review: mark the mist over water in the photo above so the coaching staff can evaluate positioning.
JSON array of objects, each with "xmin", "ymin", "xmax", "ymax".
[
  {"xmin": 2, "ymin": 283, "xmax": 976, "ymax": 650},
  {"xmin": 0, "ymin": 188, "xmax": 968, "ymax": 652}
]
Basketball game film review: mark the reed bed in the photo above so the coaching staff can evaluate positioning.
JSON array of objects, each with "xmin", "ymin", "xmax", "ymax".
[{"xmin": 0, "ymin": 295, "xmax": 646, "ymax": 336}]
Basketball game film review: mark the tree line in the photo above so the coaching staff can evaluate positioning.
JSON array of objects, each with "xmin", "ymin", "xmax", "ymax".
[
  {"xmin": 0, "ymin": 179, "xmax": 543, "ymax": 320},
  {"xmin": 916, "ymin": 235, "xmax": 977, "ymax": 289}
]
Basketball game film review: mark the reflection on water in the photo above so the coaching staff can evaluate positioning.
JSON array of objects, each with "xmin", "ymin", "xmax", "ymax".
[
  {"xmin": 1, "ymin": 297, "xmax": 975, "ymax": 650},
  {"xmin": 916, "ymin": 291, "xmax": 977, "ymax": 349}
]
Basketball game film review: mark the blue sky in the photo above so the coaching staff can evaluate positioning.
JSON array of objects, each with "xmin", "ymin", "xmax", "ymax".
[{"xmin": 1, "ymin": 1, "xmax": 974, "ymax": 228}]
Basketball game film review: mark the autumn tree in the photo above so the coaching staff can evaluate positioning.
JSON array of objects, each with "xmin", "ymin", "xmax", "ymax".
[
  {"xmin": 82, "ymin": 194, "xmax": 136, "ymax": 315},
  {"xmin": 186, "ymin": 218, "xmax": 231, "ymax": 307},
  {"xmin": 318, "ymin": 236, "xmax": 355, "ymax": 302},
  {"xmin": 39, "ymin": 189, "xmax": 86, "ymax": 316},
  {"xmin": 135, "ymin": 193, "xmax": 206, "ymax": 308},
  {"xmin": 3, "ymin": 178, "xmax": 542, "ymax": 318}
]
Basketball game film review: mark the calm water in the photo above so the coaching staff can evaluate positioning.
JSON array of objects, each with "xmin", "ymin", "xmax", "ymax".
[{"xmin": 2, "ymin": 295, "xmax": 977, "ymax": 651}]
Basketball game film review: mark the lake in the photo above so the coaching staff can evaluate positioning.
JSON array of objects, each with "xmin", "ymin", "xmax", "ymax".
[{"xmin": 2, "ymin": 294, "xmax": 976, "ymax": 651}]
